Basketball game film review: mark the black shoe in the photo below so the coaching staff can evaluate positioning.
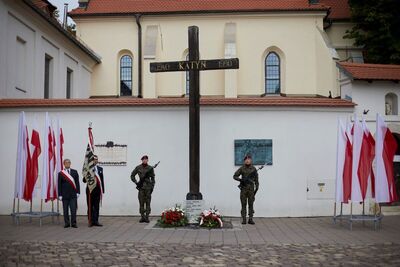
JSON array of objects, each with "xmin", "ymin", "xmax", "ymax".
[
  {"xmin": 72, "ymin": 224, "xmax": 78, "ymax": 228},
  {"xmin": 242, "ymin": 218, "xmax": 247, "ymax": 225},
  {"xmin": 248, "ymin": 218, "xmax": 255, "ymax": 225},
  {"xmin": 139, "ymin": 217, "xmax": 146, "ymax": 223},
  {"xmin": 145, "ymin": 217, "xmax": 150, "ymax": 223},
  {"xmin": 64, "ymin": 224, "xmax": 70, "ymax": 228},
  {"xmin": 93, "ymin": 222, "xmax": 103, "ymax": 227}
]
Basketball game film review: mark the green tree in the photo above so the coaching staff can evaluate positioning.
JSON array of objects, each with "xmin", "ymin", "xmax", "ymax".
[{"xmin": 344, "ymin": 0, "xmax": 400, "ymax": 64}]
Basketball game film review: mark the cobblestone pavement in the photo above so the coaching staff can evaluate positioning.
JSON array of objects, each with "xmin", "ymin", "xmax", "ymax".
[
  {"xmin": 1, "ymin": 241, "xmax": 400, "ymax": 266},
  {"xmin": 1, "ymin": 215, "xmax": 400, "ymax": 266}
]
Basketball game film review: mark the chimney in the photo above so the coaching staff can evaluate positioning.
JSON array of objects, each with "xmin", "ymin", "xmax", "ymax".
[
  {"xmin": 63, "ymin": 3, "xmax": 68, "ymax": 29},
  {"xmin": 78, "ymin": 0, "xmax": 89, "ymax": 8}
]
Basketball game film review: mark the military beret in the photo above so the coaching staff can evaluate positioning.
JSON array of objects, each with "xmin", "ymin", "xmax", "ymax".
[
  {"xmin": 141, "ymin": 155, "xmax": 148, "ymax": 160},
  {"xmin": 243, "ymin": 154, "xmax": 252, "ymax": 160}
]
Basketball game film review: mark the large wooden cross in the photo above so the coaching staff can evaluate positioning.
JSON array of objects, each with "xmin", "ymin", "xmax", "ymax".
[{"xmin": 150, "ymin": 26, "xmax": 239, "ymax": 200}]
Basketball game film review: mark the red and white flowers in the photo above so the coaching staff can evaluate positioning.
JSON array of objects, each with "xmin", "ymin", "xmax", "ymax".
[{"xmin": 199, "ymin": 208, "xmax": 223, "ymax": 228}]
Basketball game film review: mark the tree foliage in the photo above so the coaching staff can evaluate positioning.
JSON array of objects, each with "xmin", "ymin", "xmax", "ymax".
[{"xmin": 344, "ymin": 0, "xmax": 400, "ymax": 64}]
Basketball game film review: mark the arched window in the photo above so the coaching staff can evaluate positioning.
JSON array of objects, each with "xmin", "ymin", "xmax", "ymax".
[
  {"xmin": 385, "ymin": 93, "xmax": 398, "ymax": 115},
  {"xmin": 185, "ymin": 54, "xmax": 189, "ymax": 95},
  {"xmin": 120, "ymin": 55, "xmax": 132, "ymax": 96},
  {"xmin": 265, "ymin": 52, "xmax": 280, "ymax": 94}
]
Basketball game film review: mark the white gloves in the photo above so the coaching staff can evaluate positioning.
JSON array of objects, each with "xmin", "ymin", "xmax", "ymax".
[
  {"xmin": 77, "ymin": 193, "xmax": 80, "ymax": 198},
  {"xmin": 58, "ymin": 196, "xmax": 62, "ymax": 201}
]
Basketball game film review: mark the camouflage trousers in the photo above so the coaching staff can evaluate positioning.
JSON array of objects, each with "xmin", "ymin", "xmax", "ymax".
[
  {"xmin": 138, "ymin": 187, "xmax": 152, "ymax": 217},
  {"xmin": 240, "ymin": 185, "xmax": 255, "ymax": 218}
]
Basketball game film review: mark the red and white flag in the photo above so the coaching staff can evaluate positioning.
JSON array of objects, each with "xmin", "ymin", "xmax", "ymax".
[
  {"xmin": 359, "ymin": 118, "xmax": 376, "ymax": 199},
  {"xmin": 351, "ymin": 115, "xmax": 364, "ymax": 202},
  {"xmin": 375, "ymin": 114, "xmax": 398, "ymax": 203},
  {"xmin": 335, "ymin": 118, "xmax": 352, "ymax": 203},
  {"xmin": 41, "ymin": 113, "xmax": 57, "ymax": 202},
  {"xmin": 55, "ymin": 117, "xmax": 64, "ymax": 196},
  {"xmin": 14, "ymin": 112, "xmax": 31, "ymax": 200},
  {"xmin": 23, "ymin": 120, "xmax": 41, "ymax": 201}
]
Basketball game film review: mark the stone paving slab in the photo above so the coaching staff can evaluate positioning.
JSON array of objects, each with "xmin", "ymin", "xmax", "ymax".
[
  {"xmin": 1, "ymin": 215, "xmax": 400, "ymax": 245},
  {"xmin": 1, "ymin": 216, "xmax": 400, "ymax": 266},
  {"xmin": 1, "ymin": 241, "xmax": 400, "ymax": 266}
]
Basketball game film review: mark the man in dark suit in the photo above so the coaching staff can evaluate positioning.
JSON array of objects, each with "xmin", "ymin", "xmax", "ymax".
[
  {"xmin": 83, "ymin": 154, "xmax": 105, "ymax": 227},
  {"xmin": 58, "ymin": 159, "xmax": 80, "ymax": 228}
]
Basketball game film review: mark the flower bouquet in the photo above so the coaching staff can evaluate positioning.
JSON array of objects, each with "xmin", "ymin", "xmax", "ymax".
[
  {"xmin": 157, "ymin": 205, "xmax": 188, "ymax": 227},
  {"xmin": 199, "ymin": 207, "xmax": 223, "ymax": 228}
]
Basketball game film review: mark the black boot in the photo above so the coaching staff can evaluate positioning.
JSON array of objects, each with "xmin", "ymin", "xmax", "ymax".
[
  {"xmin": 145, "ymin": 216, "xmax": 150, "ymax": 223},
  {"xmin": 248, "ymin": 217, "xmax": 255, "ymax": 225},
  {"xmin": 139, "ymin": 216, "xmax": 146, "ymax": 223},
  {"xmin": 242, "ymin": 217, "xmax": 247, "ymax": 224}
]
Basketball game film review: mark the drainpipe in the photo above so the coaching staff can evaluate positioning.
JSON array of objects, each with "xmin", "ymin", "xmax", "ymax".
[{"xmin": 135, "ymin": 14, "xmax": 143, "ymax": 98}]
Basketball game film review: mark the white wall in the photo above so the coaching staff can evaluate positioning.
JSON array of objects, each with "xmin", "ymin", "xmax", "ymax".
[
  {"xmin": 351, "ymin": 81, "xmax": 400, "ymax": 119},
  {"xmin": 0, "ymin": 0, "xmax": 96, "ymax": 99},
  {"xmin": 0, "ymin": 106, "xmax": 353, "ymax": 217}
]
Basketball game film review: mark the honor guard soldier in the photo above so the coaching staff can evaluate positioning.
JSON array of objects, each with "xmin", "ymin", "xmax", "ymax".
[
  {"xmin": 83, "ymin": 154, "xmax": 105, "ymax": 227},
  {"xmin": 233, "ymin": 154, "xmax": 259, "ymax": 225},
  {"xmin": 130, "ymin": 155, "xmax": 156, "ymax": 223},
  {"xmin": 58, "ymin": 159, "xmax": 80, "ymax": 228}
]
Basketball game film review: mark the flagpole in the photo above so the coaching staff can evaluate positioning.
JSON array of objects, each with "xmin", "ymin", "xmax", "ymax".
[
  {"xmin": 51, "ymin": 200, "xmax": 54, "ymax": 223},
  {"xmin": 29, "ymin": 200, "xmax": 32, "ymax": 223},
  {"xmin": 12, "ymin": 198, "xmax": 16, "ymax": 224},
  {"xmin": 16, "ymin": 198, "xmax": 20, "ymax": 226},
  {"xmin": 57, "ymin": 199, "xmax": 60, "ymax": 224},
  {"xmin": 40, "ymin": 199, "xmax": 43, "ymax": 227},
  {"xmin": 340, "ymin": 203, "xmax": 343, "ymax": 225},
  {"xmin": 362, "ymin": 201, "xmax": 365, "ymax": 227}
]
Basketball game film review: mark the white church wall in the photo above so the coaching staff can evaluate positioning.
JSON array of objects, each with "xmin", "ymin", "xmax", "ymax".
[
  {"xmin": 0, "ymin": 106, "xmax": 354, "ymax": 217},
  {"xmin": 351, "ymin": 81, "xmax": 400, "ymax": 119},
  {"xmin": 0, "ymin": 0, "xmax": 97, "ymax": 99}
]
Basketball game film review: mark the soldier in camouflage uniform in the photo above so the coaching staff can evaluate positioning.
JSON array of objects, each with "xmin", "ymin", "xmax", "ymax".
[
  {"xmin": 130, "ymin": 155, "xmax": 155, "ymax": 223},
  {"xmin": 233, "ymin": 154, "xmax": 259, "ymax": 225}
]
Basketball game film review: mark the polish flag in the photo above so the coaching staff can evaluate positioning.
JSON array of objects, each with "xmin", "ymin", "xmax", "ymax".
[
  {"xmin": 55, "ymin": 117, "xmax": 64, "ymax": 196},
  {"xmin": 23, "ymin": 122, "xmax": 41, "ymax": 201},
  {"xmin": 375, "ymin": 114, "xmax": 398, "ymax": 203},
  {"xmin": 351, "ymin": 115, "xmax": 364, "ymax": 202},
  {"xmin": 336, "ymin": 118, "xmax": 353, "ymax": 203},
  {"xmin": 14, "ymin": 112, "xmax": 31, "ymax": 200},
  {"xmin": 41, "ymin": 113, "xmax": 57, "ymax": 202},
  {"xmin": 357, "ymin": 118, "xmax": 376, "ymax": 200}
]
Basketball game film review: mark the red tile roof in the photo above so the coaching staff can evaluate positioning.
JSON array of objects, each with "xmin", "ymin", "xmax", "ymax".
[
  {"xmin": 337, "ymin": 62, "xmax": 400, "ymax": 81},
  {"xmin": 0, "ymin": 97, "xmax": 354, "ymax": 108},
  {"xmin": 69, "ymin": 0, "xmax": 329, "ymax": 16},
  {"xmin": 320, "ymin": 0, "xmax": 350, "ymax": 20}
]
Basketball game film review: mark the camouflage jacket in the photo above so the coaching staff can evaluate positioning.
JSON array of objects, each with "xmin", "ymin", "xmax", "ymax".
[
  {"xmin": 233, "ymin": 165, "xmax": 259, "ymax": 188},
  {"xmin": 130, "ymin": 164, "xmax": 155, "ymax": 189}
]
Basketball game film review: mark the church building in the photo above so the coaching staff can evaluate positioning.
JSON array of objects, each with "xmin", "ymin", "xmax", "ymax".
[{"xmin": 0, "ymin": 0, "xmax": 399, "ymax": 218}]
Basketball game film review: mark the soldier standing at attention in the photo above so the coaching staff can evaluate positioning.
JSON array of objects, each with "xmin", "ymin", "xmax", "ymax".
[
  {"xmin": 233, "ymin": 154, "xmax": 259, "ymax": 225},
  {"xmin": 130, "ymin": 155, "xmax": 155, "ymax": 223}
]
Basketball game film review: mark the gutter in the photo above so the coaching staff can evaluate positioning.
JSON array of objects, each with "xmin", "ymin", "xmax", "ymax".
[{"xmin": 135, "ymin": 14, "xmax": 143, "ymax": 98}]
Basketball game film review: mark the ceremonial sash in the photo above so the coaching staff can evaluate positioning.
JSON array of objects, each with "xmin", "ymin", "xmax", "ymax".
[
  {"xmin": 61, "ymin": 170, "xmax": 78, "ymax": 192},
  {"xmin": 94, "ymin": 168, "xmax": 104, "ymax": 196}
]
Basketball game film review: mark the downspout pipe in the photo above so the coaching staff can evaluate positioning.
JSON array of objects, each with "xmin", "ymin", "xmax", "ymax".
[{"xmin": 135, "ymin": 14, "xmax": 143, "ymax": 98}]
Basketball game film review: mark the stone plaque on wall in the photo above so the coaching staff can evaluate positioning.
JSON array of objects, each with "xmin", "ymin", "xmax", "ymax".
[
  {"xmin": 234, "ymin": 139, "xmax": 273, "ymax": 166},
  {"xmin": 95, "ymin": 141, "xmax": 127, "ymax": 166}
]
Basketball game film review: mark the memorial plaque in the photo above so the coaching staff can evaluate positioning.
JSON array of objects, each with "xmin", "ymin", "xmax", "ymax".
[
  {"xmin": 185, "ymin": 200, "xmax": 204, "ymax": 224},
  {"xmin": 234, "ymin": 139, "xmax": 273, "ymax": 166},
  {"xmin": 95, "ymin": 142, "xmax": 127, "ymax": 166}
]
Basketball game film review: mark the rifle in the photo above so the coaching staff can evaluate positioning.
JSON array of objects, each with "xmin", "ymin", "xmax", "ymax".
[
  {"xmin": 238, "ymin": 164, "xmax": 268, "ymax": 195},
  {"xmin": 135, "ymin": 161, "xmax": 160, "ymax": 190}
]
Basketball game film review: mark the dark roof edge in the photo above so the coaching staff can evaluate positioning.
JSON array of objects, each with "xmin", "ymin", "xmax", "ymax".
[
  {"xmin": 22, "ymin": 0, "xmax": 101, "ymax": 63},
  {"xmin": 69, "ymin": 8, "xmax": 329, "ymax": 18}
]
